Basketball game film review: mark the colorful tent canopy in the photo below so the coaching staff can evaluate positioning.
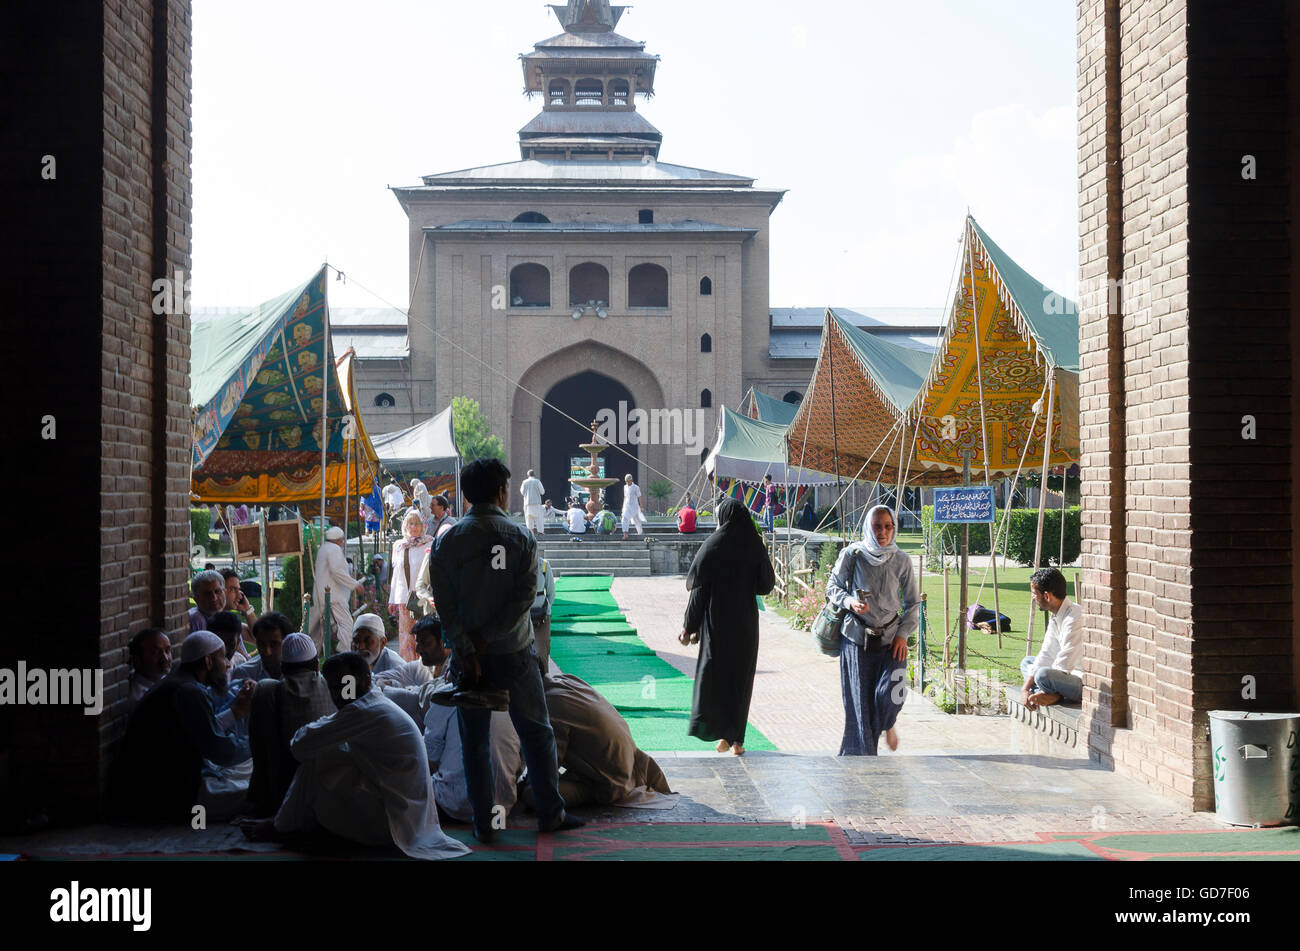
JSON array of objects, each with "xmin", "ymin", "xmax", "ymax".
[
  {"xmin": 785, "ymin": 309, "xmax": 953, "ymax": 486},
  {"xmin": 705, "ymin": 407, "xmax": 838, "ymax": 486},
  {"xmin": 371, "ymin": 406, "xmax": 460, "ymax": 478},
  {"xmin": 907, "ymin": 216, "xmax": 1080, "ymax": 478},
  {"xmin": 746, "ymin": 389, "xmax": 800, "ymax": 426},
  {"xmin": 190, "ymin": 268, "xmax": 381, "ymax": 504}
]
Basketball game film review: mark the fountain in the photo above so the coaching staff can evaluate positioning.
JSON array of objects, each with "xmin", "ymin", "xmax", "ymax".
[{"xmin": 571, "ymin": 419, "xmax": 620, "ymax": 517}]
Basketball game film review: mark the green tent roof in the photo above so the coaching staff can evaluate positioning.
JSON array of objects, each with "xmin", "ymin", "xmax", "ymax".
[
  {"xmin": 969, "ymin": 216, "xmax": 1079, "ymax": 372},
  {"xmin": 828, "ymin": 309, "xmax": 936, "ymax": 415},
  {"xmin": 705, "ymin": 407, "xmax": 838, "ymax": 485},
  {"xmin": 750, "ymin": 390, "xmax": 800, "ymax": 426}
]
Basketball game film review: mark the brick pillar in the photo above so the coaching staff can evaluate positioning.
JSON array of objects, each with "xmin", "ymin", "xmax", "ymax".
[
  {"xmin": 1, "ymin": 0, "xmax": 192, "ymax": 822},
  {"xmin": 1079, "ymin": 0, "xmax": 1295, "ymax": 809}
]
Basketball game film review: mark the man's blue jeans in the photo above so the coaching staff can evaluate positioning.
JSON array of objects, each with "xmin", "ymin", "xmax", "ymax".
[
  {"xmin": 457, "ymin": 644, "xmax": 566, "ymax": 834},
  {"xmin": 1019, "ymin": 656, "xmax": 1082, "ymax": 703}
]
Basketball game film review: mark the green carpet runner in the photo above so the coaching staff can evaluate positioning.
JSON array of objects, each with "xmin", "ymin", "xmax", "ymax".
[{"xmin": 549, "ymin": 575, "xmax": 775, "ymax": 751}]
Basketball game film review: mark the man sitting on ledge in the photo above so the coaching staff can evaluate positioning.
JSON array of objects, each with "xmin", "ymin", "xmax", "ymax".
[{"xmin": 1020, "ymin": 567, "xmax": 1084, "ymax": 709}]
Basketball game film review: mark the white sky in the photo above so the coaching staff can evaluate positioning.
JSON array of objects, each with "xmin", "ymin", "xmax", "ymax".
[{"xmin": 191, "ymin": 0, "xmax": 1079, "ymax": 313}]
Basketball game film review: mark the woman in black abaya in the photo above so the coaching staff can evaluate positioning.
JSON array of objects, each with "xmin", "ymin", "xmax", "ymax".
[{"xmin": 679, "ymin": 497, "xmax": 776, "ymax": 755}]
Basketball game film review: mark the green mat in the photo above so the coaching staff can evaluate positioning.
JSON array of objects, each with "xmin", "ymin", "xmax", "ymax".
[
  {"xmin": 548, "ymin": 575, "xmax": 775, "ymax": 752},
  {"xmin": 552, "ymin": 576, "xmax": 614, "ymax": 593},
  {"xmin": 551, "ymin": 619, "xmax": 638, "ymax": 636}
]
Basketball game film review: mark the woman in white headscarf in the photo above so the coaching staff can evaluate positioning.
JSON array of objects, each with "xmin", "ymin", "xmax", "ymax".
[
  {"xmin": 826, "ymin": 504, "xmax": 919, "ymax": 755},
  {"xmin": 388, "ymin": 509, "xmax": 433, "ymax": 662}
]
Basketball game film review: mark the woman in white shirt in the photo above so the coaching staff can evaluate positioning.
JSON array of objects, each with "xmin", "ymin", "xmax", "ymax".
[{"xmin": 388, "ymin": 510, "xmax": 433, "ymax": 662}]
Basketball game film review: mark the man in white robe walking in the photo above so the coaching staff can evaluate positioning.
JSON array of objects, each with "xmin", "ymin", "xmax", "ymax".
[
  {"xmin": 620, "ymin": 473, "xmax": 645, "ymax": 540},
  {"xmin": 309, "ymin": 526, "xmax": 365, "ymax": 656}
]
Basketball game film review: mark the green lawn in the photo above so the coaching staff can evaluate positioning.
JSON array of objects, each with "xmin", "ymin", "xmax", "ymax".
[{"xmin": 769, "ymin": 538, "xmax": 1079, "ymax": 686}]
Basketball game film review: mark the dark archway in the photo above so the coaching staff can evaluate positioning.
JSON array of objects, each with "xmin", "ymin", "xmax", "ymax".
[{"xmin": 540, "ymin": 371, "xmax": 638, "ymax": 510}]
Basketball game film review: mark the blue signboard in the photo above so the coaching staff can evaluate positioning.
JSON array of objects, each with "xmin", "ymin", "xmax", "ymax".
[{"xmin": 933, "ymin": 486, "xmax": 995, "ymax": 523}]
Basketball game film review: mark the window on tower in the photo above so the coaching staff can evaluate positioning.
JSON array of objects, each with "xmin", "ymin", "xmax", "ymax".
[
  {"xmin": 638, "ymin": 209, "xmax": 654, "ymax": 224},
  {"xmin": 610, "ymin": 78, "xmax": 630, "ymax": 106},
  {"xmin": 547, "ymin": 78, "xmax": 571, "ymax": 106},
  {"xmin": 783, "ymin": 391, "xmax": 803, "ymax": 404},
  {"xmin": 569, "ymin": 262, "xmax": 610, "ymax": 306},
  {"xmin": 700, "ymin": 333, "xmax": 712, "ymax": 353},
  {"xmin": 510, "ymin": 263, "xmax": 551, "ymax": 307},
  {"xmin": 628, "ymin": 263, "xmax": 668, "ymax": 307},
  {"xmin": 574, "ymin": 78, "xmax": 604, "ymax": 106},
  {"xmin": 700, "ymin": 276, "xmax": 712, "ymax": 295},
  {"xmin": 513, "ymin": 211, "xmax": 550, "ymax": 223},
  {"xmin": 701, "ymin": 389, "xmax": 713, "ymax": 409},
  {"xmin": 374, "ymin": 393, "xmax": 396, "ymax": 408}
]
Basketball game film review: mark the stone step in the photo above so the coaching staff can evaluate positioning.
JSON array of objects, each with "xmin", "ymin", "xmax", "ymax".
[{"xmin": 553, "ymin": 566, "xmax": 651, "ymax": 578}]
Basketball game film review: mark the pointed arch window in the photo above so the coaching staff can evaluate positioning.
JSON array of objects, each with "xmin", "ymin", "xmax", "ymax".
[
  {"xmin": 700, "ymin": 333, "xmax": 712, "ymax": 353},
  {"xmin": 700, "ymin": 276, "xmax": 712, "ymax": 296},
  {"xmin": 701, "ymin": 389, "xmax": 713, "ymax": 409}
]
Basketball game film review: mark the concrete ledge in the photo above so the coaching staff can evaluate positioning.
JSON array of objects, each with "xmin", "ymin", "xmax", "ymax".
[{"xmin": 1004, "ymin": 687, "xmax": 1089, "ymax": 759}]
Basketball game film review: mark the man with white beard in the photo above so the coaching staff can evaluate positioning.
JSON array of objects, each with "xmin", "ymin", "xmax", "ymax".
[{"xmin": 308, "ymin": 526, "xmax": 365, "ymax": 655}]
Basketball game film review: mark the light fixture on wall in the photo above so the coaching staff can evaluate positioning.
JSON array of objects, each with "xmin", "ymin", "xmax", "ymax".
[{"xmin": 571, "ymin": 300, "xmax": 610, "ymax": 320}]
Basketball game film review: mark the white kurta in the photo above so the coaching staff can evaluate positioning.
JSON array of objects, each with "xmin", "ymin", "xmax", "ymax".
[
  {"xmin": 621, "ymin": 483, "xmax": 646, "ymax": 533},
  {"xmin": 310, "ymin": 541, "xmax": 359, "ymax": 655},
  {"xmin": 274, "ymin": 688, "xmax": 470, "ymax": 860}
]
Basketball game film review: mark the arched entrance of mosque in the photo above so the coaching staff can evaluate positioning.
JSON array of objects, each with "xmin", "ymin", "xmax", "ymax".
[
  {"xmin": 511, "ymin": 342, "xmax": 668, "ymax": 514},
  {"xmin": 540, "ymin": 372, "xmax": 635, "ymax": 506}
]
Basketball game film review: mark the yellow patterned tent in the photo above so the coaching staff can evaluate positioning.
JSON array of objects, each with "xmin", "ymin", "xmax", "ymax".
[
  {"xmin": 907, "ymin": 216, "xmax": 1079, "ymax": 479},
  {"xmin": 783, "ymin": 217, "xmax": 1078, "ymax": 489}
]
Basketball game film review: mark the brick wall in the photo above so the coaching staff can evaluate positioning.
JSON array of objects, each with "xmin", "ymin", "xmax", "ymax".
[
  {"xmin": 1078, "ymin": 0, "xmax": 1294, "ymax": 809},
  {"xmin": 0, "ymin": 1, "xmax": 193, "ymax": 821},
  {"xmin": 98, "ymin": 0, "xmax": 193, "ymax": 779}
]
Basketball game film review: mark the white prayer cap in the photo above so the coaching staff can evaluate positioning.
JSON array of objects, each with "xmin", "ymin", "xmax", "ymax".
[
  {"xmin": 180, "ymin": 630, "xmax": 225, "ymax": 664},
  {"xmin": 281, "ymin": 632, "xmax": 316, "ymax": 664},
  {"xmin": 325, "ymin": 527, "xmax": 345, "ymax": 542},
  {"xmin": 354, "ymin": 614, "xmax": 385, "ymax": 637}
]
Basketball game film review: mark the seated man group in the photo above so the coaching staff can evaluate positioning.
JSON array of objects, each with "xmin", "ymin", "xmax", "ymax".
[{"xmin": 113, "ymin": 563, "xmax": 671, "ymax": 856}]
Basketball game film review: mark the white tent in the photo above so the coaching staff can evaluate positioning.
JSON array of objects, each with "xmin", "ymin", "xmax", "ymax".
[{"xmin": 371, "ymin": 406, "xmax": 459, "ymax": 474}]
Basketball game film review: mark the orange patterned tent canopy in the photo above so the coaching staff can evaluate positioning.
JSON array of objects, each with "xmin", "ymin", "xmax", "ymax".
[
  {"xmin": 786, "ymin": 311, "xmax": 960, "ymax": 487},
  {"xmin": 907, "ymin": 217, "xmax": 1080, "ymax": 479}
]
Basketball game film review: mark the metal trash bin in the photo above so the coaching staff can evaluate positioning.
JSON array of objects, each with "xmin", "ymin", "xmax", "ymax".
[{"xmin": 1208, "ymin": 711, "xmax": 1299, "ymax": 827}]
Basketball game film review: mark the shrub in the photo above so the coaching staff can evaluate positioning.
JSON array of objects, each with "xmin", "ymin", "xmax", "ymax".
[
  {"xmin": 922, "ymin": 504, "xmax": 1080, "ymax": 568},
  {"xmin": 790, "ymin": 576, "xmax": 827, "ymax": 631},
  {"xmin": 190, "ymin": 507, "xmax": 212, "ymax": 548}
]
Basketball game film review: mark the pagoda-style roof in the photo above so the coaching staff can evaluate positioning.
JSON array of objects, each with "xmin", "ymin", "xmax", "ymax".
[{"xmin": 548, "ymin": 0, "xmax": 628, "ymax": 33}]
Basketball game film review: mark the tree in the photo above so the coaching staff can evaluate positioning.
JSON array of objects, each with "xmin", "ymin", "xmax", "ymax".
[
  {"xmin": 451, "ymin": 396, "xmax": 505, "ymax": 462},
  {"xmin": 647, "ymin": 478, "xmax": 673, "ymax": 512}
]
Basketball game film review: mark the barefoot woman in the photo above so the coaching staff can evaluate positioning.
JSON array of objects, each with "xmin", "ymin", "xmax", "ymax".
[
  {"xmin": 679, "ymin": 497, "xmax": 776, "ymax": 755},
  {"xmin": 828, "ymin": 505, "xmax": 918, "ymax": 755}
]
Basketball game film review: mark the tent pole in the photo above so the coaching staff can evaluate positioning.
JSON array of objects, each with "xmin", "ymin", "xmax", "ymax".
[
  {"xmin": 958, "ymin": 450, "xmax": 970, "ymax": 672},
  {"xmin": 826, "ymin": 315, "xmax": 844, "ymax": 538},
  {"xmin": 1027, "ymin": 371, "xmax": 1057, "ymax": 656},
  {"xmin": 260, "ymin": 508, "xmax": 272, "ymax": 615},
  {"xmin": 319, "ymin": 284, "xmax": 330, "ymax": 540},
  {"xmin": 297, "ymin": 511, "xmax": 305, "ymax": 629},
  {"xmin": 783, "ymin": 435, "xmax": 792, "ymax": 605},
  {"xmin": 342, "ymin": 425, "xmax": 353, "ymax": 591},
  {"xmin": 966, "ymin": 222, "xmax": 1004, "ymax": 653}
]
